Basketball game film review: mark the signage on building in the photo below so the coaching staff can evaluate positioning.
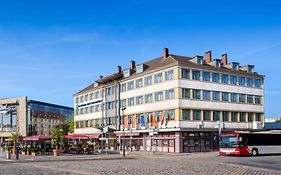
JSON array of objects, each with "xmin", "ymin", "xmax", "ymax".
[
  {"xmin": 140, "ymin": 115, "xmax": 145, "ymax": 129},
  {"xmin": 76, "ymin": 100, "xmax": 102, "ymax": 109}
]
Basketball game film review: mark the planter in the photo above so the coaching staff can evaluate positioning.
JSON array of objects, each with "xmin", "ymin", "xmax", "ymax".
[
  {"xmin": 12, "ymin": 148, "xmax": 16, "ymax": 155},
  {"xmin": 21, "ymin": 151, "xmax": 26, "ymax": 155},
  {"xmin": 31, "ymin": 152, "xmax": 38, "ymax": 156},
  {"xmin": 53, "ymin": 149, "xmax": 60, "ymax": 156},
  {"xmin": 6, "ymin": 151, "xmax": 11, "ymax": 159},
  {"xmin": 26, "ymin": 151, "xmax": 31, "ymax": 155}
]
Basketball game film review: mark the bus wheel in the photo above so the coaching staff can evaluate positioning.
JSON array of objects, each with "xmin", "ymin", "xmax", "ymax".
[{"xmin": 252, "ymin": 148, "xmax": 259, "ymax": 156}]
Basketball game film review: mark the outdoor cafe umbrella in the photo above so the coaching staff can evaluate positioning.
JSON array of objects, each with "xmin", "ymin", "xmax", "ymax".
[
  {"xmin": 64, "ymin": 134, "xmax": 89, "ymax": 140},
  {"xmin": 23, "ymin": 135, "xmax": 51, "ymax": 141}
]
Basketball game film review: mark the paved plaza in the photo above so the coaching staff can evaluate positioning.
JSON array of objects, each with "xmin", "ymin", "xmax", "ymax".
[{"xmin": 0, "ymin": 152, "xmax": 280, "ymax": 175}]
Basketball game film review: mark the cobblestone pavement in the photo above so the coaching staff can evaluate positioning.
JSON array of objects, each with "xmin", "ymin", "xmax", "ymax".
[{"xmin": 0, "ymin": 152, "xmax": 280, "ymax": 175}]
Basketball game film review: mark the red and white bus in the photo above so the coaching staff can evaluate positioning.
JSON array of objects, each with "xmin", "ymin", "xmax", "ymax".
[{"xmin": 219, "ymin": 132, "xmax": 281, "ymax": 156}]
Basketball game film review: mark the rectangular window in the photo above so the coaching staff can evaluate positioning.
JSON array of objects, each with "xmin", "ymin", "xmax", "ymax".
[
  {"xmin": 239, "ymin": 76, "xmax": 246, "ymax": 86},
  {"xmin": 90, "ymin": 106, "xmax": 94, "ymax": 113},
  {"xmin": 181, "ymin": 69, "xmax": 190, "ymax": 79},
  {"xmin": 165, "ymin": 89, "xmax": 174, "ymax": 99},
  {"xmin": 121, "ymin": 99, "xmax": 126, "ymax": 107},
  {"xmin": 213, "ymin": 111, "xmax": 220, "ymax": 121},
  {"xmin": 247, "ymin": 95, "xmax": 254, "ymax": 104},
  {"xmin": 240, "ymin": 112, "xmax": 246, "ymax": 122},
  {"xmin": 182, "ymin": 109, "xmax": 190, "ymax": 120},
  {"xmin": 95, "ymin": 91, "xmax": 100, "ymax": 98},
  {"xmin": 154, "ymin": 73, "xmax": 163, "ymax": 83},
  {"xmin": 222, "ymin": 92, "xmax": 229, "ymax": 102},
  {"xmin": 75, "ymin": 97, "xmax": 79, "ymax": 104},
  {"xmin": 248, "ymin": 113, "xmax": 254, "ymax": 122},
  {"xmin": 221, "ymin": 74, "xmax": 229, "ymax": 84},
  {"xmin": 256, "ymin": 113, "xmax": 262, "ymax": 121},
  {"xmin": 193, "ymin": 110, "xmax": 201, "ymax": 120},
  {"xmin": 212, "ymin": 91, "xmax": 220, "ymax": 101},
  {"xmin": 127, "ymin": 81, "xmax": 134, "ymax": 90},
  {"xmin": 231, "ymin": 112, "xmax": 238, "ymax": 122},
  {"xmin": 155, "ymin": 91, "xmax": 163, "ymax": 101},
  {"xmin": 136, "ymin": 96, "xmax": 143, "ymax": 105},
  {"xmin": 222, "ymin": 111, "xmax": 228, "ymax": 121},
  {"xmin": 192, "ymin": 70, "xmax": 201, "ymax": 80},
  {"xmin": 80, "ymin": 96, "xmax": 84, "ymax": 103},
  {"xmin": 145, "ymin": 94, "xmax": 153, "ymax": 103},
  {"xmin": 85, "ymin": 94, "xmax": 88, "ymax": 101},
  {"xmin": 136, "ymin": 78, "xmax": 143, "ymax": 88},
  {"xmin": 203, "ymin": 71, "xmax": 210, "ymax": 82},
  {"xmin": 203, "ymin": 90, "xmax": 210, "ymax": 100},
  {"xmin": 247, "ymin": 78, "xmax": 253, "ymax": 87},
  {"xmin": 165, "ymin": 70, "xmax": 174, "ymax": 80},
  {"xmin": 203, "ymin": 110, "xmax": 211, "ymax": 121},
  {"xmin": 212, "ymin": 73, "xmax": 220, "ymax": 83},
  {"xmin": 128, "ymin": 97, "xmax": 134, "ymax": 106},
  {"xmin": 230, "ymin": 93, "xmax": 237, "ymax": 102},
  {"xmin": 255, "ymin": 96, "xmax": 261, "ymax": 104},
  {"xmin": 166, "ymin": 109, "xmax": 175, "ymax": 120},
  {"xmin": 230, "ymin": 75, "xmax": 237, "ymax": 85},
  {"xmin": 121, "ymin": 83, "xmax": 126, "ymax": 92},
  {"xmin": 80, "ymin": 108, "xmax": 84, "ymax": 115},
  {"xmin": 239, "ymin": 94, "xmax": 246, "ymax": 103},
  {"xmin": 182, "ymin": 88, "xmax": 190, "ymax": 98},
  {"xmin": 90, "ymin": 93, "xmax": 94, "ymax": 100},
  {"xmin": 255, "ymin": 79, "xmax": 262, "ymax": 88},
  {"xmin": 145, "ymin": 76, "xmax": 152, "ymax": 86},
  {"xmin": 85, "ymin": 107, "xmax": 88, "ymax": 114},
  {"xmin": 193, "ymin": 89, "xmax": 201, "ymax": 99}
]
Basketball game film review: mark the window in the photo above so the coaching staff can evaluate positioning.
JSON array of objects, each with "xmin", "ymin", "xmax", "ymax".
[
  {"xmin": 124, "ymin": 69, "xmax": 131, "ymax": 77},
  {"xmin": 80, "ymin": 96, "xmax": 84, "ymax": 103},
  {"xmin": 145, "ymin": 76, "xmax": 152, "ymax": 86},
  {"xmin": 213, "ymin": 111, "xmax": 220, "ymax": 121},
  {"xmin": 127, "ymin": 81, "xmax": 134, "ymax": 90},
  {"xmin": 182, "ymin": 88, "xmax": 190, "ymax": 98},
  {"xmin": 85, "ymin": 94, "xmax": 88, "ymax": 101},
  {"xmin": 221, "ymin": 74, "xmax": 229, "ymax": 84},
  {"xmin": 154, "ymin": 73, "xmax": 163, "ymax": 83},
  {"xmin": 255, "ymin": 79, "xmax": 262, "ymax": 88},
  {"xmin": 231, "ymin": 112, "xmax": 238, "ymax": 122},
  {"xmin": 216, "ymin": 60, "xmax": 221, "ymax": 68},
  {"xmin": 106, "ymin": 87, "xmax": 114, "ymax": 95},
  {"xmin": 80, "ymin": 108, "xmax": 84, "ymax": 115},
  {"xmin": 90, "ymin": 93, "xmax": 94, "ymax": 100},
  {"xmin": 95, "ymin": 91, "xmax": 100, "ymax": 98},
  {"xmin": 181, "ymin": 69, "xmax": 190, "ymax": 79},
  {"xmin": 233, "ymin": 63, "xmax": 239, "ymax": 70},
  {"xmin": 121, "ymin": 99, "xmax": 126, "ymax": 107},
  {"xmin": 248, "ymin": 113, "xmax": 254, "ymax": 122},
  {"xmin": 145, "ymin": 94, "xmax": 153, "ymax": 103},
  {"xmin": 182, "ymin": 109, "xmax": 190, "ymax": 120},
  {"xmin": 239, "ymin": 77, "xmax": 245, "ymax": 86},
  {"xmin": 255, "ymin": 96, "xmax": 261, "ymax": 104},
  {"xmin": 136, "ymin": 78, "xmax": 143, "ymax": 88},
  {"xmin": 165, "ymin": 89, "xmax": 174, "ymax": 99},
  {"xmin": 212, "ymin": 91, "xmax": 220, "ymax": 101},
  {"xmin": 212, "ymin": 73, "xmax": 220, "ymax": 83},
  {"xmin": 247, "ymin": 95, "xmax": 254, "ymax": 104},
  {"xmin": 155, "ymin": 91, "xmax": 163, "ymax": 101},
  {"xmin": 192, "ymin": 70, "xmax": 201, "ymax": 80},
  {"xmin": 193, "ymin": 89, "xmax": 201, "ymax": 99},
  {"xmin": 203, "ymin": 71, "xmax": 210, "ymax": 82},
  {"xmin": 203, "ymin": 90, "xmax": 210, "ymax": 100},
  {"xmin": 121, "ymin": 83, "xmax": 126, "ymax": 92},
  {"xmin": 166, "ymin": 109, "xmax": 175, "ymax": 120},
  {"xmin": 256, "ymin": 113, "xmax": 262, "ymax": 121},
  {"xmin": 240, "ymin": 112, "xmax": 246, "ymax": 122},
  {"xmin": 230, "ymin": 75, "xmax": 237, "ymax": 85},
  {"xmin": 239, "ymin": 94, "xmax": 246, "ymax": 103},
  {"xmin": 136, "ymin": 96, "xmax": 143, "ymax": 105},
  {"xmin": 90, "ymin": 106, "xmax": 94, "ymax": 113},
  {"xmin": 85, "ymin": 107, "xmax": 88, "ymax": 114},
  {"xmin": 165, "ymin": 70, "xmax": 174, "ymax": 80},
  {"xmin": 247, "ymin": 78, "xmax": 253, "ymax": 87},
  {"xmin": 75, "ymin": 109, "xmax": 79, "ymax": 115},
  {"xmin": 222, "ymin": 112, "xmax": 228, "ymax": 121},
  {"xmin": 222, "ymin": 92, "xmax": 229, "ymax": 102},
  {"xmin": 75, "ymin": 97, "xmax": 79, "ymax": 104},
  {"xmin": 106, "ymin": 102, "xmax": 114, "ymax": 110},
  {"xmin": 230, "ymin": 93, "xmax": 237, "ymax": 102},
  {"xmin": 136, "ymin": 64, "xmax": 144, "ymax": 73},
  {"xmin": 128, "ymin": 97, "xmax": 134, "ymax": 106},
  {"xmin": 193, "ymin": 110, "xmax": 201, "ymax": 120},
  {"xmin": 203, "ymin": 110, "xmax": 211, "ymax": 121},
  {"xmin": 95, "ymin": 104, "xmax": 100, "ymax": 112}
]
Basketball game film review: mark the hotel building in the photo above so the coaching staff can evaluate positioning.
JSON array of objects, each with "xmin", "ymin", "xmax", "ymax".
[
  {"xmin": 0, "ymin": 97, "xmax": 73, "ymax": 141},
  {"xmin": 74, "ymin": 48, "xmax": 264, "ymax": 153}
]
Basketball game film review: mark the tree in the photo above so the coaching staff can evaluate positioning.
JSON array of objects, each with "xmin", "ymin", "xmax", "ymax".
[
  {"xmin": 276, "ymin": 118, "xmax": 281, "ymax": 122},
  {"xmin": 10, "ymin": 133, "xmax": 23, "ymax": 154},
  {"xmin": 51, "ymin": 129, "xmax": 64, "ymax": 151},
  {"xmin": 68, "ymin": 113, "xmax": 74, "ymax": 133}
]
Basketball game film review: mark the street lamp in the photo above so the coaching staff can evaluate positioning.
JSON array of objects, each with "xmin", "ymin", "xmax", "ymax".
[{"xmin": 121, "ymin": 106, "xmax": 126, "ymax": 158}]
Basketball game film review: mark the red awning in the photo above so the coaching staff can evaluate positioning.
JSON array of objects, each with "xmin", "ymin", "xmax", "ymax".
[
  {"xmin": 85, "ymin": 134, "xmax": 100, "ymax": 139},
  {"xmin": 64, "ymin": 134, "xmax": 89, "ymax": 139},
  {"xmin": 23, "ymin": 135, "xmax": 51, "ymax": 141},
  {"xmin": 116, "ymin": 133, "xmax": 140, "ymax": 137}
]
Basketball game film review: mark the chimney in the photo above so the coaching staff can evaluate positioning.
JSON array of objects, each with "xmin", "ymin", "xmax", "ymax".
[
  {"xmin": 221, "ymin": 53, "xmax": 227, "ymax": 65},
  {"xmin": 163, "ymin": 48, "xmax": 169, "ymax": 59},
  {"xmin": 205, "ymin": 51, "xmax": 212, "ymax": 63},
  {"xmin": 117, "ymin": 66, "xmax": 122, "ymax": 74},
  {"xmin": 130, "ymin": 60, "xmax": 136, "ymax": 70},
  {"xmin": 99, "ymin": 75, "xmax": 103, "ymax": 79}
]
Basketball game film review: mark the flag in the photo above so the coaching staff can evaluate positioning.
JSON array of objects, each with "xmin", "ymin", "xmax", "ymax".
[
  {"xmin": 124, "ymin": 116, "xmax": 128, "ymax": 128},
  {"xmin": 160, "ymin": 111, "xmax": 166, "ymax": 125},
  {"xmin": 140, "ymin": 115, "xmax": 145, "ymax": 127},
  {"xmin": 165, "ymin": 114, "xmax": 170, "ymax": 127},
  {"xmin": 151, "ymin": 114, "xmax": 156, "ymax": 128},
  {"xmin": 133, "ymin": 115, "xmax": 137, "ymax": 128}
]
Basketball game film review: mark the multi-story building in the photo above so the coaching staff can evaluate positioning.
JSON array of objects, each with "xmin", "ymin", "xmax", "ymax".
[
  {"xmin": 0, "ymin": 97, "xmax": 73, "ymax": 141},
  {"xmin": 74, "ymin": 48, "xmax": 264, "ymax": 153}
]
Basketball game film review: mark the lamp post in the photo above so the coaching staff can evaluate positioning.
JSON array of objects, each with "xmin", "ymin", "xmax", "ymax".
[
  {"xmin": 121, "ymin": 106, "xmax": 126, "ymax": 158},
  {"xmin": 130, "ymin": 115, "xmax": 132, "ymax": 152}
]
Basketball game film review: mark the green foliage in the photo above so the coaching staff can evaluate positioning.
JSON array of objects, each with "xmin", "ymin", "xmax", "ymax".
[
  {"xmin": 4, "ymin": 146, "xmax": 12, "ymax": 151},
  {"xmin": 51, "ymin": 129, "xmax": 64, "ymax": 150},
  {"xmin": 10, "ymin": 133, "xmax": 23, "ymax": 142},
  {"xmin": 21, "ymin": 147, "xmax": 27, "ymax": 152},
  {"xmin": 68, "ymin": 113, "xmax": 75, "ymax": 133},
  {"xmin": 30, "ymin": 147, "xmax": 39, "ymax": 153}
]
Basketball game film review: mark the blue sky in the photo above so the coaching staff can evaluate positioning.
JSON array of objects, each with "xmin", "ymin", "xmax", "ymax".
[{"xmin": 0, "ymin": 0, "xmax": 280, "ymax": 118}]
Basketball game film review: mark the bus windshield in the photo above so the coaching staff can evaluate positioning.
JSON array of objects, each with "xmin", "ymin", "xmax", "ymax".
[{"xmin": 220, "ymin": 136, "xmax": 237, "ymax": 148}]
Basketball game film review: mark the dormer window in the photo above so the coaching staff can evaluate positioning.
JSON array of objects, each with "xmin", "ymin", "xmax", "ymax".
[
  {"xmin": 124, "ymin": 69, "xmax": 131, "ymax": 78},
  {"xmin": 248, "ymin": 66, "xmax": 254, "ymax": 73},
  {"xmin": 233, "ymin": 63, "xmax": 239, "ymax": 70},
  {"xmin": 215, "ymin": 60, "xmax": 221, "ymax": 68},
  {"xmin": 94, "ymin": 82, "xmax": 98, "ymax": 87},
  {"xmin": 197, "ymin": 57, "xmax": 203, "ymax": 64}
]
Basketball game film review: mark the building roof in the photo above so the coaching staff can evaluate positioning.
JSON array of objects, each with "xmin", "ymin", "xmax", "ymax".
[{"xmin": 74, "ymin": 51, "xmax": 264, "ymax": 96}]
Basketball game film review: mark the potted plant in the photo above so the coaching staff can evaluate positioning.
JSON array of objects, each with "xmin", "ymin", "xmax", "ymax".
[
  {"xmin": 26, "ymin": 147, "xmax": 31, "ymax": 155},
  {"xmin": 21, "ymin": 147, "xmax": 27, "ymax": 155},
  {"xmin": 4, "ymin": 146, "xmax": 12, "ymax": 159},
  {"xmin": 30, "ymin": 147, "xmax": 39, "ymax": 156},
  {"xmin": 10, "ymin": 133, "xmax": 22, "ymax": 155},
  {"xmin": 51, "ymin": 129, "xmax": 64, "ymax": 156}
]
